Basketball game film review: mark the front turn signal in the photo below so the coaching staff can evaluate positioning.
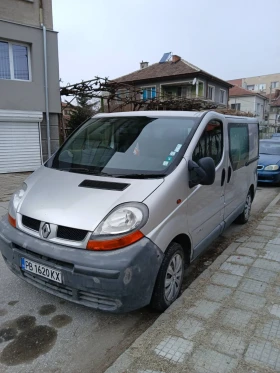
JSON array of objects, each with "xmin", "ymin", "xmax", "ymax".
[
  {"xmin": 8, "ymin": 214, "xmax": 16, "ymax": 228},
  {"xmin": 86, "ymin": 230, "xmax": 144, "ymax": 251}
]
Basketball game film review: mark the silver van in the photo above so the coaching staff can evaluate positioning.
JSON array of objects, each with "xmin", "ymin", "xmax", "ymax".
[{"xmin": 0, "ymin": 111, "xmax": 259, "ymax": 312}]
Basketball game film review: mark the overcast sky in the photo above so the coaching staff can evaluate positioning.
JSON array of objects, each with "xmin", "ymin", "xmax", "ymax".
[{"xmin": 53, "ymin": 0, "xmax": 280, "ymax": 86}]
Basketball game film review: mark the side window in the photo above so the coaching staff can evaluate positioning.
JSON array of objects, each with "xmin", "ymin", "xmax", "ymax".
[
  {"xmin": 248, "ymin": 123, "xmax": 259, "ymax": 161},
  {"xmin": 193, "ymin": 120, "xmax": 223, "ymax": 166},
  {"xmin": 228, "ymin": 124, "xmax": 249, "ymax": 171}
]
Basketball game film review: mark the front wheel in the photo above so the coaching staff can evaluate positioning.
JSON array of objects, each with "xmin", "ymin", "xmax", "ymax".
[
  {"xmin": 151, "ymin": 242, "xmax": 185, "ymax": 312},
  {"xmin": 235, "ymin": 191, "xmax": 252, "ymax": 224}
]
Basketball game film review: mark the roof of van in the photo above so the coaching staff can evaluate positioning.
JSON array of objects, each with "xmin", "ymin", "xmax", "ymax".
[
  {"xmin": 94, "ymin": 111, "xmax": 258, "ymax": 122},
  {"xmin": 95, "ymin": 111, "xmax": 205, "ymax": 118}
]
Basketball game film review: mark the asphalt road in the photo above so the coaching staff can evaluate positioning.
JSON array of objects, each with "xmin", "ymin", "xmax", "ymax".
[{"xmin": 0, "ymin": 185, "xmax": 279, "ymax": 373}]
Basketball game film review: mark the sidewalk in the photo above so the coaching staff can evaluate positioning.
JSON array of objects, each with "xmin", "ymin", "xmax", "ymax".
[
  {"xmin": 106, "ymin": 192, "xmax": 280, "ymax": 373},
  {"xmin": 0, "ymin": 173, "xmax": 30, "ymax": 218},
  {"xmin": 0, "ymin": 172, "xmax": 30, "ymax": 203}
]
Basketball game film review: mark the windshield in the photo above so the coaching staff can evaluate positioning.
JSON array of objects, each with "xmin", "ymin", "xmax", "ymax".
[
  {"xmin": 49, "ymin": 116, "xmax": 198, "ymax": 177},
  {"xmin": 260, "ymin": 141, "xmax": 280, "ymax": 155}
]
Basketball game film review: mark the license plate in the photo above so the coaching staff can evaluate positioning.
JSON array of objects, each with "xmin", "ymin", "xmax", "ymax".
[{"xmin": 21, "ymin": 257, "xmax": 62, "ymax": 283}]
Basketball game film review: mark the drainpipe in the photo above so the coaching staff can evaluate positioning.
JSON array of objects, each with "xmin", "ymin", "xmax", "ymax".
[{"xmin": 40, "ymin": 2, "xmax": 51, "ymax": 158}]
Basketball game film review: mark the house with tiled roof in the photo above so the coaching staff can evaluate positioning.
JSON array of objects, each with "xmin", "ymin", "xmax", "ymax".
[
  {"xmin": 113, "ymin": 54, "xmax": 232, "ymax": 108},
  {"xmin": 229, "ymin": 85, "xmax": 268, "ymax": 122}
]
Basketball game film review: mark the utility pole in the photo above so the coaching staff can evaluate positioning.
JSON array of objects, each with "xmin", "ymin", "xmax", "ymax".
[
  {"xmin": 269, "ymin": 82, "xmax": 272, "ymax": 105},
  {"xmin": 269, "ymin": 83, "xmax": 272, "ymax": 128}
]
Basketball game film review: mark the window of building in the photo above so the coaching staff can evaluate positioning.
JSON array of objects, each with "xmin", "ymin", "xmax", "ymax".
[
  {"xmin": 220, "ymin": 89, "xmax": 226, "ymax": 104},
  {"xmin": 231, "ymin": 103, "xmax": 241, "ymax": 111},
  {"xmin": 259, "ymin": 83, "xmax": 266, "ymax": 91},
  {"xmin": 193, "ymin": 120, "xmax": 223, "ymax": 166},
  {"xmin": 271, "ymin": 82, "xmax": 279, "ymax": 89},
  {"xmin": 256, "ymin": 103, "xmax": 261, "ymax": 115},
  {"xmin": 0, "ymin": 40, "xmax": 30, "ymax": 81},
  {"xmin": 247, "ymin": 85, "xmax": 255, "ymax": 90},
  {"xmin": 228, "ymin": 124, "xmax": 249, "ymax": 171},
  {"xmin": 142, "ymin": 87, "xmax": 156, "ymax": 100},
  {"xmin": 207, "ymin": 85, "xmax": 215, "ymax": 101}
]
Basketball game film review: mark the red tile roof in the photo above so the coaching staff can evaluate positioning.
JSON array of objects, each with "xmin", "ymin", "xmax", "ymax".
[
  {"xmin": 229, "ymin": 85, "xmax": 267, "ymax": 99},
  {"xmin": 227, "ymin": 78, "xmax": 243, "ymax": 86},
  {"xmin": 114, "ymin": 59, "xmax": 232, "ymax": 87},
  {"xmin": 266, "ymin": 91, "xmax": 280, "ymax": 106}
]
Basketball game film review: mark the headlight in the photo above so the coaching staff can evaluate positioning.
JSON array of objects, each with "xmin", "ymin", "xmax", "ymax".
[
  {"xmin": 87, "ymin": 203, "xmax": 149, "ymax": 251},
  {"xmin": 264, "ymin": 165, "xmax": 279, "ymax": 171},
  {"xmin": 8, "ymin": 183, "xmax": 27, "ymax": 226}
]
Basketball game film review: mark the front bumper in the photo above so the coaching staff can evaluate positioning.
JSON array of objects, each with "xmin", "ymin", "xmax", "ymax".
[
  {"xmin": 257, "ymin": 170, "xmax": 280, "ymax": 183},
  {"xmin": 0, "ymin": 216, "xmax": 163, "ymax": 313}
]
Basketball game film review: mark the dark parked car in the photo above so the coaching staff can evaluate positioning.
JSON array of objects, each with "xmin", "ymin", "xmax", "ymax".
[{"xmin": 258, "ymin": 140, "xmax": 280, "ymax": 184}]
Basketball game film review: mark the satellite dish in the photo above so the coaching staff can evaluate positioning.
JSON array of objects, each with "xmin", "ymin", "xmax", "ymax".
[{"xmin": 192, "ymin": 78, "xmax": 197, "ymax": 85}]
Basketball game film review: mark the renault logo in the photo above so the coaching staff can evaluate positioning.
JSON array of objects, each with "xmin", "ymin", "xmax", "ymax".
[{"xmin": 41, "ymin": 223, "xmax": 51, "ymax": 239}]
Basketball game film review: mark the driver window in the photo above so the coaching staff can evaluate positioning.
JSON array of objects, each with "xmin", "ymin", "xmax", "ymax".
[{"xmin": 193, "ymin": 120, "xmax": 223, "ymax": 166}]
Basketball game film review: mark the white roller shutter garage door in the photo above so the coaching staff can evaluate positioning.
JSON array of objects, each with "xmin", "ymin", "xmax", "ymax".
[{"xmin": 0, "ymin": 111, "xmax": 43, "ymax": 173}]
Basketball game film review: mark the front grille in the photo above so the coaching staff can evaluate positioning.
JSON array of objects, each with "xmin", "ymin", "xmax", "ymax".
[
  {"xmin": 22, "ymin": 272, "xmax": 118, "ymax": 311},
  {"xmin": 258, "ymin": 175, "xmax": 275, "ymax": 181},
  {"xmin": 57, "ymin": 225, "xmax": 88, "ymax": 241},
  {"xmin": 13, "ymin": 244, "xmax": 74, "ymax": 270},
  {"xmin": 22, "ymin": 215, "xmax": 41, "ymax": 232},
  {"xmin": 21, "ymin": 215, "xmax": 88, "ymax": 242},
  {"xmin": 23, "ymin": 271, "xmax": 73, "ymax": 297},
  {"xmin": 79, "ymin": 290, "xmax": 119, "ymax": 311}
]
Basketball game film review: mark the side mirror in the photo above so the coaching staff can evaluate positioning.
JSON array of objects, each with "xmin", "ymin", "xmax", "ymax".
[{"xmin": 188, "ymin": 157, "xmax": 216, "ymax": 188}]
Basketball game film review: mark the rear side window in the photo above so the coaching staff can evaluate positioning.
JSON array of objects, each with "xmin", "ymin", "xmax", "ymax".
[
  {"xmin": 248, "ymin": 123, "xmax": 259, "ymax": 162},
  {"xmin": 193, "ymin": 120, "xmax": 223, "ymax": 166},
  {"xmin": 228, "ymin": 123, "xmax": 249, "ymax": 171}
]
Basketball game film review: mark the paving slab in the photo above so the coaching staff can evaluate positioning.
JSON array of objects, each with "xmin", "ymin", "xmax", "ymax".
[{"xmin": 236, "ymin": 247, "xmax": 259, "ymax": 258}]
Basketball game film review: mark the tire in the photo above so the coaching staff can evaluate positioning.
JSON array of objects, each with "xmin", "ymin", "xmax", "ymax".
[
  {"xmin": 151, "ymin": 242, "xmax": 185, "ymax": 312},
  {"xmin": 235, "ymin": 191, "xmax": 252, "ymax": 224}
]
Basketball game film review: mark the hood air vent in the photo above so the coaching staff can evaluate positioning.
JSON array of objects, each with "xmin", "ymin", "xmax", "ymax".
[{"xmin": 79, "ymin": 180, "xmax": 130, "ymax": 191}]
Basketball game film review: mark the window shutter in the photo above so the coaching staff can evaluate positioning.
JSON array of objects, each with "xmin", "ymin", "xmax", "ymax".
[
  {"xmin": 152, "ymin": 87, "xmax": 156, "ymax": 98},
  {"xmin": 143, "ymin": 89, "xmax": 147, "ymax": 100}
]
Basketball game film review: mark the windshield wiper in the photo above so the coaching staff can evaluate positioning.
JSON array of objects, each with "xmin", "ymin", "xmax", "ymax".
[
  {"xmin": 116, "ymin": 173, "xmax": 166, "ymax": 179},
  {"xmin": 59, "ymin": 167, "xmax": 109, "ymax": 176}
]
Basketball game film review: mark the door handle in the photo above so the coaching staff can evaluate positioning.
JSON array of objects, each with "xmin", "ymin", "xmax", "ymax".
[
  {"xmin": 227, "ymin": 166, "xmax": 232, "ymax": 183},
  {"xmin": 221, "ymin": 168, "xmax": 226, "ymax": 186}
]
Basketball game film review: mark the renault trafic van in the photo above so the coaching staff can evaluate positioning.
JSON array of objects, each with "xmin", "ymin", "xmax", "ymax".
[{"xmin": 0, "ymin": 111, "xmax": 259, "ymax": 312}]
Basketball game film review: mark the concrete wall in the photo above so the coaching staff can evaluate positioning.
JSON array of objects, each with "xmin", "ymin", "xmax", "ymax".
[
  {"xmin": 0, "ymin": 20, "xmax": 60, "ymax": 113},
  {"xmin": 243, "ymin": 73, "xmax": 280, "ymax": 94},
  {"xmin": 0, "ymin": 0, "xmax": 53, "ymax": 29}
]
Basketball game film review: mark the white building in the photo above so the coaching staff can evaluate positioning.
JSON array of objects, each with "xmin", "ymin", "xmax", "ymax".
[{"xmin": 229, "ymin": 86, "xmax": 268, "ymax": 123}]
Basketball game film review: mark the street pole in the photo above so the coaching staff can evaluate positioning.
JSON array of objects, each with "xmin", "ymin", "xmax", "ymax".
[{"xmin": 269, "ymin": 83, "xmax": 272, "ymax": 129}]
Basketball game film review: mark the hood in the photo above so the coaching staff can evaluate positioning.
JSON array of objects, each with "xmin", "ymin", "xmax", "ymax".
[
  {"xmin": 19, "ymin": 166, "xmax": 164, "ymax": 231},
  {"xmin": 258, "ymin": 154, "xmax": 280, "ymax": 167}
]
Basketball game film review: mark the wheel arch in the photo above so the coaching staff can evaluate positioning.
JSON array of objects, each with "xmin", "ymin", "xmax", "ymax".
[
  {"xmin": 171, "ymin": 234, "xmax": 192, "ymax": 265},
  {"xmin": 249, "ymin": 184, "xmax": 255, "ymax": 201}
]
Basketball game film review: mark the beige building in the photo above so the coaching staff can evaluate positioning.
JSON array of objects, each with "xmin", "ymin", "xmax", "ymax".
[
  {"xmin": 228, "ymin": 73, "xmax": 280, "ymax": 95},
  {"xmin": 0, "ymin": 0, "xmax": 60, "ymax": 173}
]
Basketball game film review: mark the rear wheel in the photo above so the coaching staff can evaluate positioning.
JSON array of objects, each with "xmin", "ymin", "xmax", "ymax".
[
  {"xmin": 235, "ymin": 191, "xmax": 252, "ymax": 224},
  {"xmin": 151, "ymin": 242, "xmax": 185, "ymax": 312}
]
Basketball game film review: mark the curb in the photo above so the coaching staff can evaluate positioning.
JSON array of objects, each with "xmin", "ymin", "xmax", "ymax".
[{"xmin": 264, "ymin": 191, "xmax": 280, "ymax": 212}]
